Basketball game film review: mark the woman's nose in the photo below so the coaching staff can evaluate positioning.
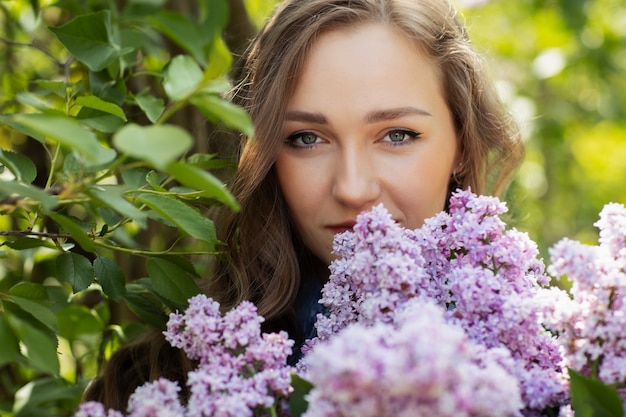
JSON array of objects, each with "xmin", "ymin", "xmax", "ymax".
[{"xmin": 331, "ymin": 148, "xmax": 381, "ymax": 208}]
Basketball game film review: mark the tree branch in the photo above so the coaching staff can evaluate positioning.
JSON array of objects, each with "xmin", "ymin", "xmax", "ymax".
[{"xmin": 0, "ymin": 229, "xmax": 71, "ymax": 239}]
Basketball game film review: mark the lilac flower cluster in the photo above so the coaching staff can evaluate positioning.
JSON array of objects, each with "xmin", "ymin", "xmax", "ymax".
[
  {"xmin": 546, "ymin": 203, "xmax": 626, "ymax": 387},
  {"xmin": 302, "ymin": 189, "xmax": 569, "ymax": 415},
  {"xmin": 306, "ymin": 203, "xmax": 428, "ymax": 352},
  {"xmin": 75, "ymin": 294, "xmax": 294, "ymax": 417},
  {"xmin": 303, "ymin": 299, "xmax": 523, "ymax": 417},
  {"xmin": 419, "ymin": 191, "xmax": 569, "ymax": 412}
]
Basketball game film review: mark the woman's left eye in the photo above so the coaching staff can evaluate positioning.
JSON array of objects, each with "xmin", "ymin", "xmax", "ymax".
[{"xmin": 381, "ymin": 129, "xmax": 420, "ymax": 144}]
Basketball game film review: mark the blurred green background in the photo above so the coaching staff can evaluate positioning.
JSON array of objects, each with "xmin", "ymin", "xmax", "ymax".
[{"xmin": 459, "ymin": 0, "xmax": 626, "ymax": 255}]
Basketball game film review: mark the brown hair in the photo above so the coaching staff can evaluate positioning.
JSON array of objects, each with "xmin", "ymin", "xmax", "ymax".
[
  {"xmin": 83, "ymin": 330, "xmax": 195, "ymax": 410},
  {"xmin": 211, "ymin": 0, "xmax": 523, "ymax": 326}
]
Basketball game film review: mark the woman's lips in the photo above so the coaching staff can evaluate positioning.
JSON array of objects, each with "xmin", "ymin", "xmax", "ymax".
[{"xmin": 326, "ymin": 222, "xmax": 356, "ymax": 234}]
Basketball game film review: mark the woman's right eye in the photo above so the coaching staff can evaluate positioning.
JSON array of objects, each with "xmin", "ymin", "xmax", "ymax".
[{"xmin": 286, "ymin": 131, "xmax": 322, "ymax": 148}]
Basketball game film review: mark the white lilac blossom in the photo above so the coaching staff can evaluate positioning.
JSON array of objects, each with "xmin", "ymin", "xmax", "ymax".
[
  {"xmin": 75, "ymin": 295, "xmax": 294, "ymax": 417},
  {"xmin": 303, "ymin": 299, "xmax": 523, "ymax": 417},
  {"xmin": 547, "ymin": 202, "xmax": 626, "ymax": 388},
  {"xmin": 302, "ymin": 189, "xmax": 569, "ymax": 414}
]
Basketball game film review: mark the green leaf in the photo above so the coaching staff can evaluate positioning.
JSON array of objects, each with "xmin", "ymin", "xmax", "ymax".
[
  {"xmin": 48, "ymin": 10, "xmax": 119, "ymax": 72},
  {"xmin": 204, "ymin": 36, "xmax": 232, "ymax": 80},
  {"xmin": 12, "ymin": 377, "xmax": 82, "ymax": 417},
  {"xmin": 190, "ymin": 93, "xmax": 253, "ymax": 137},
  {"xmin": 90, "ymin": 69, "xmax": 126, "ymax": 105},
  {"xmin": 199, "ymin": 0, "xmax": 229, "ymax": 35},
  {"xmin": 135, "ymin": 91, "xmax": 165, "ymax": 123},
  {"xmin": 0, "ymin": 149, "xmax": 37, "ymax": 183},
  {"xmin": 289, "ymin": 373, "xmax": 313, "ymax": 417},
  {"xmin": 154, "ymin": 254, "xmax": 200, "ymax": 278},
  {"xmin": 1, "ymin": 237, "xmax": 55, "ymax": 250},
  {"xmin": 569, "ymin": 368, "xmax": 624, "ymax": 417},
  {"xmin": 6, "ymin": 296, "xmax": 57, "ymax": 333},
  {"xmin": 148, "ymin": 12, "xmax": 208, "ymax": 66},
  {"xmin": 146, "ymin": 170, "xmax": 167, "ymax": 192},
  {"xmin": 121, "ymin": 168, "xmax": 151, "ymax": 189},
  {"xmin": 166, "ymin": 161, "xmax": 239, "ymax": 210},
  {"xmin": 10, "ymin": 114, "xmax": 113, "ymax": 166},
  {"xmin": 94, "ymin": 256, "xmax": 126, "ymax": 302},
  {"xmin": 48, "ymin": 212, "xmax": 96, "ymax": 253},
  {"xmin": 7, "ymin": 315, "xmax": 59, "ymax": 376},
  {"xmin": 75, "ymin": 95, "xmax": 126, "ymax": 120},
  {"xmin": 136, "ymin": 193, "xmax": 216, "ymax": 249},
  {"xmin": 123, "ymin": 287, "xmax": 168, "ymax": 329},
  {"xmin": 188, "ymin": 152, "xmax": 235, "ymax": 170},
  {"xmin": 89, "ymin": 186, "xmax": 148, "ymax": 229},
  {"xmin": 113, "ymin": 123, "xmax": 193, "ymax": 170},
  {"xmin": 57, "ymin": 304, "xmax": 103, "ymax": 341},
  {"xmin": 0, "ymin": 179, "xmax": 58, "ymax": 210},
  {"xmin": 33, "ymin": 80, "xmax": 68, "ymax": 98},
  {"xmin": 163, "ymin": 55, "xmax": 204, "ymax": 101},
  {"xmin": 76, "ymin": 107, "xmax": 125, "ymax": 133},
  {"xmin": 0, "ymin": 315, "xmax": 19, "ymax": 367},
  {"xmin": 15, "ymin": 91, "xmax": 65, "ymax": 114},
  {"xmin": 0, "ymin": 114, "xmax": 46, "ymax": 143},
  {"xmin": 9, "ymin": 282, "xmax": 49, "ymax": 301},
  {"xmin": 55, "ymin": 252, "xmax": 94, "ymax": 292},
  {"xmin": 200, "ymin": 79, "xmax": 231, "ymax": 95},
  {"xmin": 147, "ymin": 258, "xmax": 201, "ymax": 306}
]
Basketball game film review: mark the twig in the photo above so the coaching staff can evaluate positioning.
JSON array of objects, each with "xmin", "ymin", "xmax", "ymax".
[
  {"xmin": 0, "ymin": 229, "xmax": 71, "ymax": 239},
  {"xmin": 0, "ymin": 36, "xmax": 68, "ymax": 69}
]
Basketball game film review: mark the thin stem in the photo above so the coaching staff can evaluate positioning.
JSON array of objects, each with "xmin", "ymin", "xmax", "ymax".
[
  {"xmin": 45, "ymin": 145, "xmax": 62, "ymax": 190},
  {"xmin": 0, "ymin": 230, "xmax": 71, "ymax": 239},
  {"xmin": 95, "ymin": 241, "xmax": 218, "ymax": 257},
  {"xmin": 155, "ymin": 100, "xmax": 186, "ymax": 125}
]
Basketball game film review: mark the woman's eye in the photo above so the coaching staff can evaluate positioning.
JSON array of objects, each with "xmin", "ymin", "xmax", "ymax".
[
  {"xmin": 383, "ymin": 129, "xmax": 419, "ymax": 144},
  {"xmin": 287, "ymin": 132, "xmax": 322, "ymax": 147}
]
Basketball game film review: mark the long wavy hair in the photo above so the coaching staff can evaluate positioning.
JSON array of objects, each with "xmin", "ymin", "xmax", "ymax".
[{"xmin": 210, "ymin": 0, "xmax": 524, "ymax": 329}]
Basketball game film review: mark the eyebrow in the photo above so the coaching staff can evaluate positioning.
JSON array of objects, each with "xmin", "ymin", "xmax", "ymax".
[
  {"xmin": 285, "ymin": 106, "xmax": 432, "ymax": 125},
  {"xmin": 365, "ymin": 106, "xmax": 432, "ymax": 123}
]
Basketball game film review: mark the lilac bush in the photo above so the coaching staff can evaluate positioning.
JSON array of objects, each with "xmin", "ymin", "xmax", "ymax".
[
  {"xmin": 546, "ymin": 202, "xmax": 626, "ymax": 387},
  {"xmin": 303, "ymin": 299, "xmax": 523, "ymax": 417},
  {"xmin": 302, "ymin": 189, "xmax": 570, "ymax": 415},
  {"xmin": 75, "ymin": 191, "xmax": 626, "ymax": 417},
  {"xmin": 75, "ymin": 294, "xmax": 294, "ymax": 417}
]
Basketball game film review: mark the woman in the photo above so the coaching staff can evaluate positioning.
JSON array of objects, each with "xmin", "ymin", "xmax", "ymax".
[{"xmin": 85, "ymin": 0, "xmax": 524, "ymax": 410}]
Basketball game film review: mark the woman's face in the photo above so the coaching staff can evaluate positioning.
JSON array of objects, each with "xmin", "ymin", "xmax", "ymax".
[{"xmin": 275, "ymin": 23, "xmax": 459, "ymax": 264}]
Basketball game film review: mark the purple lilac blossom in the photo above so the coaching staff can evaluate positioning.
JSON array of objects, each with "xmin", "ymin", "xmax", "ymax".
[
  {"xmin": 547, "ymin": 202, "xmax": 626, "ymax": 388},
  {"xmin": 303, "ymin": 299, "xmax": 523, "ymax": 417},
  {"xmin": 74, "ymin": 402, "xmax": 124, "ymax": 417},
  {"xmin": 75, "ymin": 295, "xmax": 294, "ymax": 417},
  {"xmin": 164, "ymin": 295, "xmax": 294, "ymax": 417},
  {"xmin": 303, "ymin": 189, "xmax": 569, "ymax": 413},
  {"xmin": 126, "ymin": 378, "xmax": 185, "ymax": 417},
  {"xmin": 305, "ymin": 203, "xmax": 430, "ymax": 355}
]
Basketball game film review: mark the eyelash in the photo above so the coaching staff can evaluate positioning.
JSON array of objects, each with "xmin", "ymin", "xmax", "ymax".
[
  {"xmin": 285, "ymin": 131, "xmax": 322, "ymax": 150},
  {"xmin": 381, "ymin": 129, "xmax": 421, "ymax": 146},
  {"xmin": 285, "ymin": 128, "xmax": 422, "ymax": 150}
]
